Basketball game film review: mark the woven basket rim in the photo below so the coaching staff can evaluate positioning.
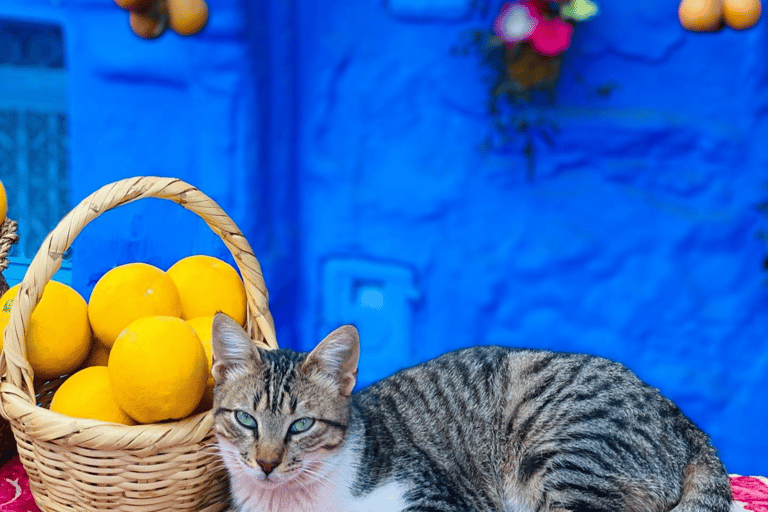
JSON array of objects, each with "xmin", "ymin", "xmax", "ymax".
[
  {"xmin": 0, "ymin": 217, "xmax": 19, "ymax": 271},
  {"xmin": 0, "ymin": 176, "xmax": 278, "ymax": 450},
  {"xmin": 1, "ymin": 381, "xmax": 216, "ymax": 448}
]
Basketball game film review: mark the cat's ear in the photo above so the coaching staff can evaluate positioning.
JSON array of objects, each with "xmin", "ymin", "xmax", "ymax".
[
  {"xmin": 211, "ymin": 312, "xmax": 262, "ymax": 381},
  {"xmin": 302, "ymin": 325, "xmax": 359, "ymax": 397}
]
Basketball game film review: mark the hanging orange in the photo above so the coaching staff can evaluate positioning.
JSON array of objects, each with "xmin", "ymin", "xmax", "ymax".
[
  {"xmin": 723, "ymin": 0, "xmax": 762, "ymax": 28},
  {"xmin": 167, "ymin": 0, "xmax": 209, "ymax": 36},
  {"xmin": 114, "ymin": 0, "xmax": 154, "ymax": 10},
  {"xmin": 679, "ymin": 0, "xmax": 724, "ymax": 31},
  {"xmin": 129, "ymin": 0, "xmax": 168, "ymax": 39}
]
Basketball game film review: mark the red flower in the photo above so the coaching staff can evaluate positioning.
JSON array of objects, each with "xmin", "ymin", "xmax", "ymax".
[
  {"xmin": 494, "ymin": 1, "xmax": 574, "ymax": 56},
  {"xmin": 529, "ymin": 15, "xmax": 574, "ymax": 56}
]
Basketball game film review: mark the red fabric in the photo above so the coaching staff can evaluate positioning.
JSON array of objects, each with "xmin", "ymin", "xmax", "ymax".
[
  {"xmin": 0, "ymin": 457, "xmax": 38, "ymax": 512},
  {"xmin": 732, "ymin": 475, "xmax": 768, "ymax": 512},
  {"xmin": 0, "ymin": 454, "xmax": 765, "ymax": 511}
]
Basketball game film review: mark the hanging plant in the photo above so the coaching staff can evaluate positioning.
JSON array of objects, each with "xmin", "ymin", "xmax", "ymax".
[
  {"xmin": 490, "ymin": 0, "xmax": 598, "ymax": 99},
  {"xmin": 453, "ymin": 0, "xmax": 598, "ymax": 176}
]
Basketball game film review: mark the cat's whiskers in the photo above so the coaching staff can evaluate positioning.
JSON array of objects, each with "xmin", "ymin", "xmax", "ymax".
[
  {"xmin": 291, "ymin": 469, "xmax": 322, "ymax": 497},
  {"xmin": 300, "ymin": 465, "xmax": 331, "ymax": 484},
  {"xmin": 297, "ymin": 458, "xmax": 346, "ymax": 492},
  {"xmin": 300, "ymin": 471, "xmax": 333, "ymax": 490}
]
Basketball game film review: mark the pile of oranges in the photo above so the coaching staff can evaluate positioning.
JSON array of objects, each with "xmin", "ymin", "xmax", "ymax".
[{"xmin": 0, "ymin": 255, "xmax": 247, "ymax": 425}]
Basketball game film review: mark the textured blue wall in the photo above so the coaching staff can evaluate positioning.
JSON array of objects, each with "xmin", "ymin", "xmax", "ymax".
[
  {"xmin": 1, "ymin": 0, "xmax": 766, "ymax": 476},
  {"xmin": 0, "ymin": 0, "xmax": 302, "ymax": 346},
  {"xmin": 294, "ymin": 0, "xmax": 768, "ymax": 475}
]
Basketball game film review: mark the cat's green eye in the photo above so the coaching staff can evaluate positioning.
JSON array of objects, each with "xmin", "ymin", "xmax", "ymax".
[
  {"xmin": 235, "ymin": 410, "xmax": 258, "ymax": 429},
  {"xmin": 289, "ymin": 418, "xmax": 315, "ymax": 434}
]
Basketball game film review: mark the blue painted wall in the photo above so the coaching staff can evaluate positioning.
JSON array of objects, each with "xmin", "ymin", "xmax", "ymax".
[
  {"xmin": 1, "ymin": 0, "xmax": 766, "ymax": 475},
  {"xmin": 294, "ymin": 0, "xmax": 768, "ymax": 476}
]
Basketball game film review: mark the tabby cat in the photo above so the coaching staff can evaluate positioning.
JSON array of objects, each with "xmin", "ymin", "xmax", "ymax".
[{"xmin": 211, "ymin": 313, "xmax": 732, "ymax": 512}]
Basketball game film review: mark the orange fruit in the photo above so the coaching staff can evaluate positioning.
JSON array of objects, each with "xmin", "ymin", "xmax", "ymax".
[
  {"xmin": 722, "ymin": 0, "xmax": 762, "ymax": 28},
  {"xmin": 679, "ymin": 0, "xmax": 724, "ymax": 30},
  {"xmin": 129, "ymin": 1, "xmax": 168, "ymax": 39},
  {"xmin": 0, "ymin": 285, "xmax": 15, "ymax": 353},
  {"xmin": 167, "ymin": 0, "xmax": 208, "ymax": 35},
  {"xmin": 187, "ymin": 316, "xmax": 215, "ymax": 411},
  {"xmin": 108, "ymin": 316, "xmax": 207, "ymax": 423},
  {"xmin": 51, "ymin": 366, "xmax": 136, "ymax": 425},
  {"xmin": 0, "ymin": 282, "xmax": 92, "ymax": 381},
  {"xmin": 114, "ymin": 0, "xmax": 155, "ymax": 10},
  {"xmin": 84, "ymin": 342, "xmax": 111, "ymax": 368},
  {"xmin": 88, "ymin": 263, "xmax": 181, "ymax": 348},
  {"xmin": 0, "ymin": 179, "xmax": 7, "ymax": 224},
  {"xmin": 167, "ymin": 255, "xmax": 247, "ymax": 325}
]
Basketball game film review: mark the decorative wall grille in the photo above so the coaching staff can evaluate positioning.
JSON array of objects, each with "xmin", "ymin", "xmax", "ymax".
[{"xmin": 0, "ymin": 18, "xmax": 70, "ymax": 284}]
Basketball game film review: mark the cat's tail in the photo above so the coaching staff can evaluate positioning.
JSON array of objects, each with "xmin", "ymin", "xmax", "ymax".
[{"xmin": 670, "ymin": 442, "xmax": 732, "ymax": 512}]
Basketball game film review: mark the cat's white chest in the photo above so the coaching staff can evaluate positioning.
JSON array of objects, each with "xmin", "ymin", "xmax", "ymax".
[
  {"xmin": 230, "ymin": 476, "xmax": 409, "ymax": 512},
  {"xmin": 315, "ymin": 479, "xmax": 409, "ymax": 512},
  {"xmin": 358, "ymin": 482, "xmax": 409, "ymax": 512},
  {"xmin": 225, "ymin": 436, "xmax": 410, "ymax": 512},
  {"xmin": 294, "ymin": 443, "xmax": 409, "ymax": 512}
]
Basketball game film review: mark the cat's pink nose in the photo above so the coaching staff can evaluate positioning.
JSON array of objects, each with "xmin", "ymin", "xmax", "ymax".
[{"xmin": 257, "ymin": 460, "xmax": 279, "ymax": 476}]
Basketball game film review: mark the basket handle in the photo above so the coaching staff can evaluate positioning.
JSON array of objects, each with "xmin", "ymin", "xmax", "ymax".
[{"xmin": 0, "ymin": 176, "xmax": 278, "ymax": 404}]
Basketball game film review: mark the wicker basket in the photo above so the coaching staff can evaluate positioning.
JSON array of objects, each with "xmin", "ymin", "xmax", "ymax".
[
  {"xmin": 0, "ymin": 177, "xmax": 279, "ymax": 512},
  {"xmin": 0, "ymin": 216, "xmax": 19, "ymax": 464},
  {"xmin": 0, "ymin": 216, "xmax": 19, "ymax": 296}
]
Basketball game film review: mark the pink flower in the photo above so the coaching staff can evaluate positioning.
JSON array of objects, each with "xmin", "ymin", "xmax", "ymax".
[
  {"xmin": 493, "ymin": 1, "xmax": 575, "ymax": 56},
  {"xmin": 493, "ymin": 1, "xmax": 542, "ymax": 43},
  {"xmin": 529, "ymin": 16, "xmax": 574, "ymax": 56}
]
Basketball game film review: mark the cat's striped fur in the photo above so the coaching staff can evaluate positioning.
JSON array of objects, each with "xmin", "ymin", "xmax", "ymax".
[{"xmin": 211, "ymin": 313, "xmax": 731, "ymax": 512}]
